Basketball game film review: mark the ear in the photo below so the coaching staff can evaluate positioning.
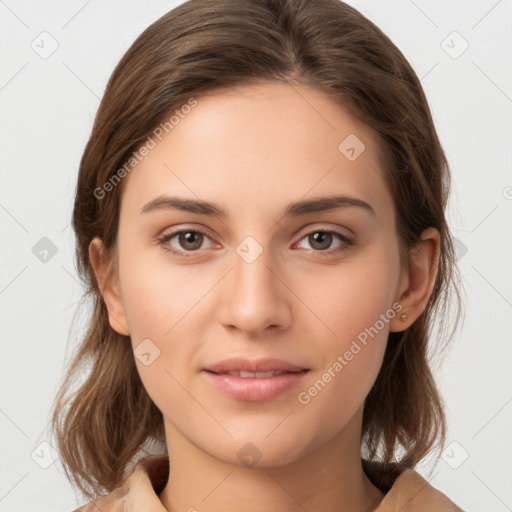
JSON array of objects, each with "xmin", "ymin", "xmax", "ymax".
[
  {"xmin": 389, "ymin": 227, "xmax": 440, "ymax": 332},
  {"xmin": 88, "ymin": 237, "xmax": 130, "ymax": 336}
]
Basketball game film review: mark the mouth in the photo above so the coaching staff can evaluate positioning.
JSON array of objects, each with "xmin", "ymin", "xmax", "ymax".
[
  {"xmin": 201, "ymin": 366, "xmax": 310, "ymax": 401},
  {"xmin": 203, "ymin": 357, "xmax": 308, "ymax": 375},
  {"xmin": 201, "ymin": 357, "xmax": 310, "ymax": 400},
  {"xmin": 204, "ymin": 369, "xmax": 307, "ymax": 378}
]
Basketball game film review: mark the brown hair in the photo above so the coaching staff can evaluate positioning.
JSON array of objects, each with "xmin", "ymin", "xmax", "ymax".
[{"xmin": 50, "ymin": 0, "xmax": 462, "ymax": 500}]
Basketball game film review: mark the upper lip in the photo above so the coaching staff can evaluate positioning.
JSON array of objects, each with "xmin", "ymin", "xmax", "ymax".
[{"xmin": 203, "ymin": 357, "xmax": 308, "ymax": 374}]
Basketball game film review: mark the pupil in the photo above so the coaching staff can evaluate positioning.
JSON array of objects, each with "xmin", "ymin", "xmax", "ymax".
[
  {"xmin": 311, "ymin": 232, "xmax": 331, "ymax": 250},
  {"xmin": 181, "ymin": 231, "xmax": 202, "ymax": 250}
]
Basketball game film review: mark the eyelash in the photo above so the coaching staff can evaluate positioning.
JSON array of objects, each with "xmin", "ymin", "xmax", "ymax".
[{"xmin": 157, "ymin": 227, "xmax": 355, "ymax": 259}]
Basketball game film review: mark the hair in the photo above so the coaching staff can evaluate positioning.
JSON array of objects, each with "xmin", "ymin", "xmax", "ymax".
[{"xmin": 49, "ymin": 0, "xmax": 462, "ymax": 500}]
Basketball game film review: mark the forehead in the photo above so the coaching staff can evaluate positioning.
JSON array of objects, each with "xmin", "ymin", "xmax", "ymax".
[{"xmin": 120, "ymin": 81, "xmax": 393, "ymax": 223}]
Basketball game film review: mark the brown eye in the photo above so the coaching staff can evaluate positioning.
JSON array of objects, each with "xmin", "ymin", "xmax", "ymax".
[
  {"xmin": 158, "ymin": 228, "xmax": 216, "ymax": 257},
  {"xmin": 308, "ymin": 231, "xmax": 333, "ymax": 251},
  {"xmin": 178, "ymin": 231, "xmax": 204, "ymax": 251},
  {"xmin": 295, "ymin": 229, "xmax": 354, "ymax": 254}
]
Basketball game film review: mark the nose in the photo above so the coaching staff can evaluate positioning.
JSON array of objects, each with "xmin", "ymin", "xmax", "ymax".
[{"xmin": 217, "ymin": 242, "xmax": 292, "ymax": 338}]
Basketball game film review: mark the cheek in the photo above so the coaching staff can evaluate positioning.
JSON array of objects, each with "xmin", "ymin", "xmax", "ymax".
[
  {"xmin": 116, "ymin": 243, "xmax": 216, "ymax": 408},
  {"xmin": 293, "ymin": 252, "xmax": 399, "ymax": 413},
  {"xmin": 295, "ymin": 290, "xmax": 391, "ymax": 439},
  {"xmin": 118, "ymin": 239, "xmax": 207, "ymax": 341},
  {"xmin": 299, "ymin": 251, "xmax": 399, "ymax": 344}
]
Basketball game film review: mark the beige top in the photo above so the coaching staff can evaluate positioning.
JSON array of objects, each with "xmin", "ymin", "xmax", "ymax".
[{"xmin": 73, "ymin": 454, "xmax": 464, "ymax": 511}]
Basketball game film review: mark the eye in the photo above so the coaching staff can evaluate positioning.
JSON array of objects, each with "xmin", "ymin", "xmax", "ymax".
[
  {"xmin": 158, "ymin": 228, "xmax": 216, "ymax": 257},
  {"xmin": 158, "ymin": 227, "xmax": 354, "ymax": 259},
  {"xmin": 295, "ymin": 229, "xmax": 354, "ymax": 254}
]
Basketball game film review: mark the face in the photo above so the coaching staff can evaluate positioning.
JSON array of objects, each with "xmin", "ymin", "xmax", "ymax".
[{"xmin": 100, "ymin": 81, "xmax": 410, "ymax": 468}]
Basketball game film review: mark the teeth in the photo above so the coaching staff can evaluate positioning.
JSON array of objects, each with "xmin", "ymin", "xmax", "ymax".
[{"xmin": 226, "ymin": 370, "xmax": 287, "ymax": 378}]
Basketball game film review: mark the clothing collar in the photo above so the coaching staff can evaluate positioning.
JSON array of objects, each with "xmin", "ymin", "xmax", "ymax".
[{"xmin": 74, "ymin": 454, "xmax": 463, "ymax": 511}]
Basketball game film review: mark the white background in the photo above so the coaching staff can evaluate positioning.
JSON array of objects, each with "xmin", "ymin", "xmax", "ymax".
[{"xmin": 1, "ymin": 1, "xmax": 511, "ymax": 510}]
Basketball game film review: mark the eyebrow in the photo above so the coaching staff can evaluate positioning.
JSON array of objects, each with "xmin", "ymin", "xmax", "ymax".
[{"xmin": 140, "ymin": 194, "xmax": 376, "ymax": 218}]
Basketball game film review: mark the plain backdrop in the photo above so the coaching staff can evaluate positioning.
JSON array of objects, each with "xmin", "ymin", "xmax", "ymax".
[{"xmin": 1, "ymin": 1, "xmax": 511, "ymax": 510}]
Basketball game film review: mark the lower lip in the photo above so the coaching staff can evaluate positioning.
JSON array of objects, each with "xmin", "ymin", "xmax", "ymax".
[{"xmin": 202, "ymin": 370, "xmax": 309, "ymax": 401}]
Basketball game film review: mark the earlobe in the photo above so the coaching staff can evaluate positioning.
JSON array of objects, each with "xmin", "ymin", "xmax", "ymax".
[
  {"xmin": 88, "ymin": 237, "xmax": 130, "ymax": 336},
  {"xmin": 389, "ymin": 227, "xmax": 440, "ymax": 332}
]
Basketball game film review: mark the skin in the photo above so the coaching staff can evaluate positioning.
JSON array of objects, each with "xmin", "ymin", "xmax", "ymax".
[{"xmin": 89, "ymin": 81, "xmax": 440, "ymax": 512}]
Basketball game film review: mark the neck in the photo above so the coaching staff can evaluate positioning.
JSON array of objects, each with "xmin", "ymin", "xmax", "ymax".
[{"xmin": 158, "ymin": 408, "xmax": 385, "ymax": 512}]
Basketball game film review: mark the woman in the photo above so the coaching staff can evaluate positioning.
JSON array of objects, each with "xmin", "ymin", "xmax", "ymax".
[{"xmin": 51, "ymin": 0, "xmax": 464, "ymax": 510}]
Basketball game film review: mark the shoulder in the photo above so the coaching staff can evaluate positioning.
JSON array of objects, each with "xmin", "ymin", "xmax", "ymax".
[
  {"xmin": 363, "ymin": 459, "xmax": 464, "ymax": 512},
  {"xmin": 71, "ymin": 454, "xmax": 169, "ymax": 512},
  {"xmin": 377, "ymin": 468, "xmax": 464, "ymax": 511}
]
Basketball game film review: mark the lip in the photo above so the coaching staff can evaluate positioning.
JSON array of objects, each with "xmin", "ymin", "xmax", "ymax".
[
  {"xmin": 202, "ymin": 369, "xmax": 310, "ymax": 401},
  {"xmin": 203, "ymin": 357, "xmax": 308, "ymax": 374},
  {"xmin": 202, "ymin": 357, "xmax": 310, "ymax": 402}
]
